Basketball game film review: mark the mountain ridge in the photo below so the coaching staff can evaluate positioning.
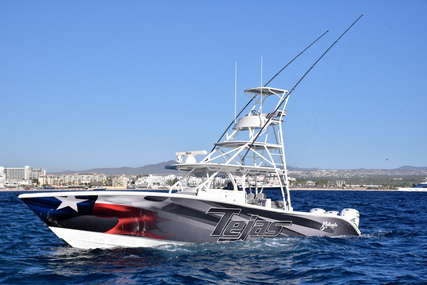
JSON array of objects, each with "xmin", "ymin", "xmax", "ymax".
[
  {"xmin": 50, "ymin": 160, "xmax": 178, "ymax": 176},
  {"xmin": 48, "ymin": 162, "xmax": 427, "ymax": 176}
]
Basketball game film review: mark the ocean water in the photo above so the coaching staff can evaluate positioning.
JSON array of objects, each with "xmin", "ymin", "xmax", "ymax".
[{"xmin": 1, "ymin": 190, "xmax": 426, "ymax": 284}]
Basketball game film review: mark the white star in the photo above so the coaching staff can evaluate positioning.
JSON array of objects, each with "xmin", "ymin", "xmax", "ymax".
[{"xmin": 56, "ymin": 196, "xmax": 89, "ymax": 212}]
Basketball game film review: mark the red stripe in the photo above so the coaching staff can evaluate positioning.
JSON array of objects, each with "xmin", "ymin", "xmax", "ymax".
[{"xmin": 92, "ymin": 203, "xmax": 167, "ymax": 239}]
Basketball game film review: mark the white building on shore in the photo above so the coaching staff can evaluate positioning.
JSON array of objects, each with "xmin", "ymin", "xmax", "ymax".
[
  {"xmin": 39, "ymin": 173, "xmax": 108, "ymax": 187},
  {"xmin": 38, "ymin": 175, "xmax": 60, "ymax": 186},
  {"xmin": 112, "ymin": 175, "xmax": 127, "ymax": 188},
  {"xmin": 0, "ymin": 166, "xmax": 46, "ymax": 188},
  {"xmin": 60, "ymin": 173, "xmax": 108, "ymax": 186}
]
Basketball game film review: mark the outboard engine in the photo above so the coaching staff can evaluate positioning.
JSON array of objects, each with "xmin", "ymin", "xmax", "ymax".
[
  {"xmin": 310, "ymin": 208, "xmax": 326, "ymax": 214},
  {"xmin": 340, "ymin": 208, "xmax": 360, "ymax": 227}
]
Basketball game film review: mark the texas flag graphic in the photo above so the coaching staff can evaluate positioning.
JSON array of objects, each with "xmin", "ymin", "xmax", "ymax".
[{"xmin": 20, "ymin": 195, "xmax": 166, "ymax": 240}]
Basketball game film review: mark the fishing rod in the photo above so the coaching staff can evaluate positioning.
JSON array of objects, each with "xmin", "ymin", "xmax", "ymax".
[
  {"xmin": 264, "ymin": 30, "xmax": 329, "ymax": 87},
  {"xmin": 241, "ymin": 13, "xmax": 364, "ymax": 164},
  {"xmin": 210, "ymin": 30, "xmax": 329, "ymax": 152}
]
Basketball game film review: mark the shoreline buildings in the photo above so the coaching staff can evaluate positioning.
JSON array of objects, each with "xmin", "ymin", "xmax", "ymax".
[
  {"xmin": 0, "ymin": 166, "xmax": 46, "ymax": 188},
  {"xmin": 37, "ymin": 173, "xmax": 109, "ymax": 187},
  {"xmin": 3, "ymin": 164, "xmax": 426, "ymax": 190}
]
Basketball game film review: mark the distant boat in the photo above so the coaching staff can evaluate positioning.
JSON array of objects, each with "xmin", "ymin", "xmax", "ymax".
[{"xmin": 397, "ymin": 180, "xmax": 427, "ymax": 192}]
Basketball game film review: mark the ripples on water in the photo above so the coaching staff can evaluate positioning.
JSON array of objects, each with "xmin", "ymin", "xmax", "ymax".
[{"xmin": 0, "ymin": 191, "xmax": 426, "ymax": 284}]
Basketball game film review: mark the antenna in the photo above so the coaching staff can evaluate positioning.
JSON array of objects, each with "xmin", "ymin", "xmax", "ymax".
[
  {"xmin": 260, "ymin": 56, "xmax": 263, "ymax": 87},
  {"xmin": 234, "ymin": 62, "xmax": 237, "ymax": 124},
  {"xmin": 260, "ymin": 56, "xmax": 263, "ymax": 113}
]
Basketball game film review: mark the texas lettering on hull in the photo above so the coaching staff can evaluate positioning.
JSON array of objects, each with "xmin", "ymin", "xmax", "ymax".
[{"xmin": 206, "ymin": 208, "xmax": 292, "ymax": 241}]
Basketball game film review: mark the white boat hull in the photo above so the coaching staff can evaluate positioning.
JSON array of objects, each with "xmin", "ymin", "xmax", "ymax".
[
  {"xmin": 397, "ymin": 188, "xmax": 427, "ymax": 192},
  {"xmin": 49, "ymin": 227, "xmax": 189, "ymax": 249}
]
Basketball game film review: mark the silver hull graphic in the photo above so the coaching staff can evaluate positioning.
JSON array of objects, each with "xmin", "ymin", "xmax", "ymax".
[{"xmin": 20, "ymin": 191, "xmax": 360, "ymax": 249}]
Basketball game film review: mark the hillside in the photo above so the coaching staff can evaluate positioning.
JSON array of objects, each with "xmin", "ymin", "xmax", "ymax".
[
  {"xmin": 50, "ymin": 160, "xmax": 178, "ymax": 176},
  {"xmin": 49, "ymin": 163, "xmax": 427, "ymax": 176}
]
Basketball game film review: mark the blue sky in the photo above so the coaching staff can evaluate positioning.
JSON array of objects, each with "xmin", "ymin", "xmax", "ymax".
[{"xmin": 1, "ymin": 1, "xmax": 426, "ymax": 172}]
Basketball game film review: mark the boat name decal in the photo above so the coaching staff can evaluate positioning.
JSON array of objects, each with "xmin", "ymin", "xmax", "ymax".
[
  {"xmin": 320, "ymin": 221, "xmax": 338, "ymax": 231},
  {"xmin": 206, "ymin": 208, "xmax": 292, "ymax": 241}
]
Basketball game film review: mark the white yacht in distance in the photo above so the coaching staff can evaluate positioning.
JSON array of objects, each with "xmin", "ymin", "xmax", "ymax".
[{"xmin": 397, "ymin": 180, "xmax": 427, "ymax": 192}]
